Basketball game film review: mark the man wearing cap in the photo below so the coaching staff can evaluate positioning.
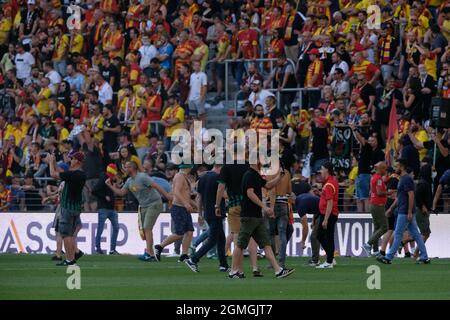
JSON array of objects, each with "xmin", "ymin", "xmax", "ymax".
[
  {"xmin": 106, "ymin": 160, "xmax": 172, "ymax": 261},
  {"xmin": 49, "ymin": 151, "xmax": 87, "ymax": 266},
  {"xmin": 304, "ymin": 48, "xmax": 323, "ymax": 109},
  {"xmin": 92, "ymin": 164, "xmax": 121, "ymax": 255},
  {"xmin": 362, "ymin": 162, "xmax": 388, "ymax": 256},
  {"xmin": 248, "ymin": 79, "xmax": 274, "ymax": 112}
]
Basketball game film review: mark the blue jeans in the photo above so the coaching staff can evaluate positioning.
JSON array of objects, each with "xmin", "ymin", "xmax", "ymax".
[
  {"xmin": 96, "ymin": 209, "xmax": 119, "ymax": 251},
  {"xmin": 386, "ymin": 214, "xmax": 428, "ymax": 261},
  {"xmin": 193, "ymin": 228, "xmax": 209, "ymax": 247},
  {"xmin": 191, "ymin": 217, "xmax": 228, "ymax": 268}
]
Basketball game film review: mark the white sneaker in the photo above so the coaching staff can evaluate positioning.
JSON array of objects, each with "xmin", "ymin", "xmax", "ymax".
[
  {"xmin": 332, "ymin": 258, "xmax": 337, "ymax": 266},
  {"xmin": 316, "ymin": 262, "xmax": 333, "ymax": 269},
  {"xmin": 361, "ymin": 243, "xmax": 372, "ymax": 256},
  {"xmin": 371, "ymin": 251, "xmax": 380, "ymax": 257}
]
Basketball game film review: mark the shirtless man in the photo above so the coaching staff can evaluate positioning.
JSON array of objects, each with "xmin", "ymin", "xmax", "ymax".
[
  {"xmin": 267, "ymin": 168, "xmax": 295, "ymax": 269},
  {"xmin": 154, "ymin": 164, "xmax": 197, "ymax": 262}
]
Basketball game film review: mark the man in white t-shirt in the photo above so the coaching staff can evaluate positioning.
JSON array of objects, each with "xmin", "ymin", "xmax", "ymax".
[
  {"xmin": 43, "ymin": 61, "xmax": 62, "ymax": 94},
  {"xmin": 248, "ymin": 80, "xmax": 274, "ymax": 113},
  {"xmin": 94, "ymin": 74, "xmax": 113, "ymax": 106},
  {"xmin": 14, "ymin": 43, "xmax": 35, "ymax": 82},
  {"xmin": 188, "ymin": 61, "xmax": 208, "ymax": 120},
  {"xmin": 139, "ymin": 35, "xmax": 158, "ymax": 71}
]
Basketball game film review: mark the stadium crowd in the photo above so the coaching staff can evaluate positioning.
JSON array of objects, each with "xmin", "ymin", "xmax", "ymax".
[{"xmin": 0, "ymin": 0, "xmax": 450, "ymax": 269}]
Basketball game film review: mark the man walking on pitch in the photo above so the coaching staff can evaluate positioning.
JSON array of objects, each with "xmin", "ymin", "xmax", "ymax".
[
  {"xmin": 106, "ymin": 161, "xmax": 172, "ymax": 261},
  {"xmin": 154, "ymin": 164, "xmax": 197, "ymax": 262},
  {"xmin": 362, "ymin": 162, "xmax": 388, "ymax": 256},
  {"xmin": 377, "ymin": 159, "xmax": 430, "ymax": 264},
  {"xmin": 228, "ymin": 162, "xmax": 295, "ymax": 279},
  {"xmin": 215, "ymin": 157, "xmax": 261, "ymax": 276},
  {"xmin": 92, "ymin": 164, "xmax": 121, "ymax": 255},
  {"xmin": 185, "ymin": 164, "xmax": 230, "ymax": 272},
  {"xmin": 49, "ymin": 152, "xmax": 86, "ymax": 266}
]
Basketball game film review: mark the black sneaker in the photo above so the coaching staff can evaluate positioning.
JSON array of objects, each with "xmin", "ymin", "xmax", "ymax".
[
  {"xmin": 252, "ymin": 270, "xmax": 264, "ymax": 277},
  {"xmin": 219, "ymin": 266, "xmax": 231, "ymax": 272},
  {"xmin": 404, "ymin": 252, "xmax": 412, "ymax": 258},
  {"xmin": 275, "ymin": 268, "xmax": 295, "ymax": 278},
  {"xmin": 154, "ymin": 245, "xmax": 163, "ymax": 262},
  {"xmin": 56, "ymin": 259, "xmax": 76, "ymax": 266},
  {"xmin": 51, "ymin": 255, "xmax": 62, "ymax": 261},
  {"xmin": 74, "ymin": 250, "xmax": 84, "ymax": 261},
  {"xmin": 417, "ymin": 258, "xmax": 431, "ymax": 264},
  {"xmin": 178, "ymin": 254, "xmax": 189, "ymax": 262},
  {"xmin": 376, "ymin": 255, "xmax": 392, "ymax": 264},
  {"xmin": 109, "ymin": 250, "xmax": 120, "ymax": 255},
  {"xmin": 95, "ymin": 248, "xmax": 105, "ymax": 255},
  {"xmin": 228, "ymin": 272, "xmax": 245, "ymax": 279},
  {"xmin": 185, "ymin": 259, "xmax": 199, "ymax": 273}
]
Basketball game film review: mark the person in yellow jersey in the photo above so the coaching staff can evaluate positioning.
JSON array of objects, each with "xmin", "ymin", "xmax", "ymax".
[
  {"xmin": 52, "ymin": 24, "xmax": 69, "ymax": 77},
  {"xmin": 4, "ymin": 117, "xmax": 26, "ymax": 147},
  {"xmin": 130, "ymin": 109, "xmax": 150, "ymax": 161},
  {"xmin": 191, "ymin": 33, "xmax": 209, "ymax": 72},
  {"xmin": 69, "ymin": 28, "xmax": 84, "ymax": 55},
  {"xmin": 54, "ymin": 117, "xmax": 70, "ymax": 145},
  {"xmin": 287, "ymin": 102, "xmax": 310, "ymax": 160},
  {"xmin": 0, "ymin": 9, "xmax": 12, "ymax": 52},
  {"xmin": 30, "ymin": 77, "xmax": 52, "ymax": 116},
  {"xmin": 161, "ymin": 94, "xmax": 185, "ymax": 151},
  {"xmin": 88, "ymin": 103, "xmax": 105, "ymax": 143}
]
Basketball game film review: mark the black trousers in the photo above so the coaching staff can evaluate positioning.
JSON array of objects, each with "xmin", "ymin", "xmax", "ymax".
[
  {"xmin": 317, "ymin": 214, "xmax": 338, "ymax": 264},
  {"xmin": 191, "ymin": 216, "xmax": 228, "ymax": 268}
]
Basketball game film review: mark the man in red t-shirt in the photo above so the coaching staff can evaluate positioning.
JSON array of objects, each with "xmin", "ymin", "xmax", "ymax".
[
  {"xmin": 236, "ymin": 18, "xmax": 259, "ymax": 60},
  {"xmin": 316, "ymin": 161, "xmax": 339, "ymax": 269},
  {"xmin": 362, "ymin": 162, "xmax": 388, "ymax": 256}
]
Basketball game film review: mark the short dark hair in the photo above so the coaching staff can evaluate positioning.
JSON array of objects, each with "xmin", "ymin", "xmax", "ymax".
[{"xmin": 321, "ymin": 161, "xmax": 335, "ymax": 176}]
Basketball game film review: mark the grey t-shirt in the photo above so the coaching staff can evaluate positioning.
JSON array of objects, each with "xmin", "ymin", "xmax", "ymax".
[{"xmin": 122, "ymin": 172, "xmax": 161, "ymax": 207}]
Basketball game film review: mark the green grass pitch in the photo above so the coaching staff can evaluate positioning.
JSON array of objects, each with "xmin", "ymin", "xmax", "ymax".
[{"xmin": 1, "ymin": 254, "xmax": 450, "ymax": 299}]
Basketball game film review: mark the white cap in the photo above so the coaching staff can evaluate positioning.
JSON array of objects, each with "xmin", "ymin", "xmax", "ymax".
[{"xmin": 27, "ymin": 0, "xmax": 36, "ymax": 5}]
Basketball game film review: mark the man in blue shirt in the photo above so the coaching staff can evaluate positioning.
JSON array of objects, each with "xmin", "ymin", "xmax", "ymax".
[
  {"xmin": 185, "ymin": 164, "xmax": 229, "ymax": 273},
  {"xmin": 431, "ymin": 169, "xmax": 450, "ymax": 214},
  {"xmin": 295, "ymin": 186, "xmax": 321, "ymax": 266},
  {"xmin": 156, "ymin": 34, "xmax": 174, "ymax": 71},
  {"xmin": 377, "ymin": 158, "xmax": 430, "ymax": 264}
]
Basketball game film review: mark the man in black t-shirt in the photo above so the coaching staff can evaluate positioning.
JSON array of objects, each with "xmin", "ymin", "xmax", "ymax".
[
  {"xmin": 49, "ymin": 152, "xmax": 86, "ymax": 266},
  {"xmin": 228, "ymin": 163, "xmax": 295, "ymax": 279},
  {"xmin": 99, "ymin": 54, "xmax": 120, "ymax": 93},
  {"xmin": 102, "ymin": 105, "xmax": 121, "ymax": 165},
  {"xmin": 350, "ymin": 124, "xmax": 380, "ymax": 212},
  {"xmin": 185, "ymin": 164, "xmax": 229, "ymax": 272},
  {"xmin": 215, "ymin": 161, "xmax": 261, "ymax": 275}
]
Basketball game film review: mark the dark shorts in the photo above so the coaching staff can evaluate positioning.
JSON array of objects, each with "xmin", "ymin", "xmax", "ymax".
[
  {"xmin": 170, "ymin": 205, "xmax": 194, "ymax": 236},
  {"xmin": 387, "ymin": 214, "xmax": 396, "ymax": 230},
  {"xmin": 215, "ymin": 62, "xmax": 225, "ymax": 79},
  {"xmin": 58, "ymin": 208, "xmax": 81, "ymax": 237},
  {"xmin": 415, "ymin": 208, "xmax": 431, "ymax": 235},
  {"xmin": 237, "ymin": 217, "xmax": 271, "ymax": 249}
]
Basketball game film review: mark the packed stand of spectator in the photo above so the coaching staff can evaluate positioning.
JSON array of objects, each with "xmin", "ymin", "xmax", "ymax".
[{"xmin": 0, "ymin": 0, "xmax": 449, "ymax": 212}]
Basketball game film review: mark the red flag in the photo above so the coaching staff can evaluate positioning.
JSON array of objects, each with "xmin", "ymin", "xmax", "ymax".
[{"xmin": 385, "ymin": 98, "xmax": 399, "ymax": 165}]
